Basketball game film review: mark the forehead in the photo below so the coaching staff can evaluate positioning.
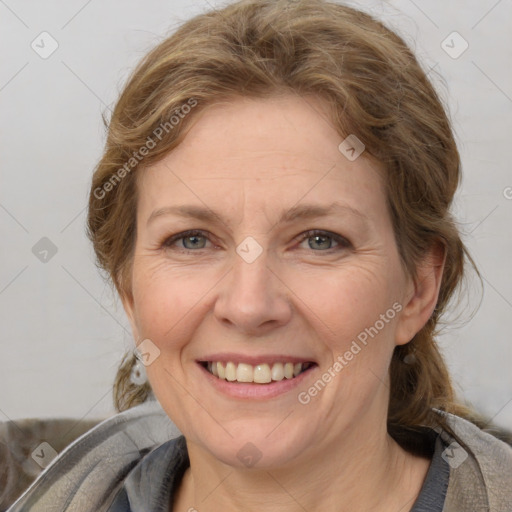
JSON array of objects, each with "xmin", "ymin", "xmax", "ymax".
[{"xmin": 137, "ymin": 94, "xmax": 388, "ymax": 227}]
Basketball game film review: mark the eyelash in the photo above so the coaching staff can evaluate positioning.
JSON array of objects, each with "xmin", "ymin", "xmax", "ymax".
[{"xmin": 161, "ymin": 229, "xmax": 352, "ymax": 254}]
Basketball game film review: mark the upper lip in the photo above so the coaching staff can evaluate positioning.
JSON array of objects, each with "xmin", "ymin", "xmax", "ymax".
[{"xmin": 197, "ymin": 353, "xmax": 317, "ymax": 366}]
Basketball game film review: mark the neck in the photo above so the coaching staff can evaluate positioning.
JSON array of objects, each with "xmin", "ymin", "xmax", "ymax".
[{"xmin": 173, "ymin": 414, "xmax": 431, "ymax": 512}]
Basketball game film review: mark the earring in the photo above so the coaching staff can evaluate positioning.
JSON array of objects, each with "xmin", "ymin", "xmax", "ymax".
[
  {"xmin": 403, "ymin": 346, "xmax": 417, "ymax": 365},
  {"xmin": 130, "ymin": 354, "xmax": 148, "ymax": 385}
]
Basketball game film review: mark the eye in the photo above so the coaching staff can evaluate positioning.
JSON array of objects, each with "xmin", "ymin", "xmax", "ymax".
[
  {"xmin": 296, "ymin": 229, "xmax": 351, "ymax": 252},
  {"xmin": 162, "ymin": 230, "xmax": 212, "ymax": 251},
  {"xmin": 161, "ymin": 229, "xmax": 352, "ymax": 254}
]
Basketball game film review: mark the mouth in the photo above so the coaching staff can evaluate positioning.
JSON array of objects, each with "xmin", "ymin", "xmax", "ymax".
[{"xmin": 199, "ymin": 360, "xmax": 317, "ymax": 384}]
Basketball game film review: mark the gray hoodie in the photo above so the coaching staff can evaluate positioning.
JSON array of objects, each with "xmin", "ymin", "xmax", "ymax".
[{"xmin": 7, "ymin": 396, "xmax": 512, "ymax": 511}]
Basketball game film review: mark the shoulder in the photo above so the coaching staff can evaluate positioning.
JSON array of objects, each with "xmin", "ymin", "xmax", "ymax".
[
  {"xmin": 433, "ymin": 410, "xmax": 512, "ymax": 512},
  {"xmin": 7, "ymin": 397, "xmax": 182, "ymax": 512}
]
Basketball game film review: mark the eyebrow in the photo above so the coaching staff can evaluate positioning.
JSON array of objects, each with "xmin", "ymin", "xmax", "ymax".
[{"xmin": 147, "ymin": 202, "xmax": 370, "ymax": 229}]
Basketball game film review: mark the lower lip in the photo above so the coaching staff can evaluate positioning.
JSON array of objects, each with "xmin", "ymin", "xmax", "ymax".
[{"xmin": 197, "ymin": 363, "xmax": 317, "ymax": 400}]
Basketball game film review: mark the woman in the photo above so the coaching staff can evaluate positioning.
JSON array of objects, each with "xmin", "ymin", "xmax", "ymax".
[{"xmin": 8, "ymin": 0, "xmax": 512, "ymax": 510}]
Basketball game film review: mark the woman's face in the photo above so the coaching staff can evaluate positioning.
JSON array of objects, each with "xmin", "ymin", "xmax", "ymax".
[{"xmin": 123, "ymin": 94, "xmax": 418, "ymax": 469}]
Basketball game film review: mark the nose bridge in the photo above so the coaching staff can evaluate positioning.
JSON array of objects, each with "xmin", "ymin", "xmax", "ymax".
[
  {"xmin": 213, "ymin": 237, "xmax": 291, "ymax": 333},
  {"xmin": 233, "ymin": 237, "xmax": 272, "ymax": 298}
]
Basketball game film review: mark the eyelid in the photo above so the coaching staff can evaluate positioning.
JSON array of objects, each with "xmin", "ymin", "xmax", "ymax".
[
  {"xmin": 295, "ymin": 229, "xmax": 352, "ymax": 250},
  {"xmin": 161, "ymin": 229, "xmax": 352, "ymax": 253},
  {"xmin": 162, "ymin": 229, "xmax": 216, "ymax": 249}
]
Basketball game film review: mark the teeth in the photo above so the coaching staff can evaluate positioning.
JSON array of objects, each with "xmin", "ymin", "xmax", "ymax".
[
  {"xmin": 236, "ymin": 363, "xmax": 253, "ymax": 382},
  {"xmin": 225, "ymin": 362, "xmax": 237, "ymax": 381},
  {"xmin": 284, "ymin": 362, "xmax": 294, "ymax": 379},
  {"xmin": 205, "ymin": 361, "xmax": 312, "ymax": 383},
  {"xmin": 254, "ymin": 364, "xmax": 271, "ymax": 383},
  {"xmin": 217, "ymin": 362, "xmax": 225, "ymax": 379},
  {"xmin": 271, "ymin": 362, "xmax": 284, "ymax": 381}
]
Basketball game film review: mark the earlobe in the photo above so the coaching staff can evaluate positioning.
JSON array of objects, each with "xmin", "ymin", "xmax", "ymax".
[{"xmin": 395, "ymin": 243, "xmax": 446, "ymax": 346}]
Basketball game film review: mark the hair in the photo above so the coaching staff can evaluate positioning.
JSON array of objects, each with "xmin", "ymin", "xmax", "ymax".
[{"xmin": 87, "ymin": 0, "xmax": 487, "ymax": 439}]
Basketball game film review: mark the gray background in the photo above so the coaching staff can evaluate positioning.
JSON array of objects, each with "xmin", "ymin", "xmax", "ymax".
[{"xmin": 1, "ymin": 0, "xmax": 511, "ymax": 429}]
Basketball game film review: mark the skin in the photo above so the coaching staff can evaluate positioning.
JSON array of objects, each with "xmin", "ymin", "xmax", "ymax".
[{"xmin": 122, "ymin": 94, "xmax": 445, "ymax": 512}]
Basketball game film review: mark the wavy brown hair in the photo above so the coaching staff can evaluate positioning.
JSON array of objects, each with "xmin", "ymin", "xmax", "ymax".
[{"xmin": 87, "ymin": 0, "xmax": 486, "ymax": 437}]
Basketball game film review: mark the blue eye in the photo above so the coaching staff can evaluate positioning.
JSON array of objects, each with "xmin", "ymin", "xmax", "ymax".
[
  {"xmin": 296, "ymin": 230, "xmax": 351, "ymax": 252},
  {"xmin": 162, "ymin": 229, "xmax": 351, "ymax": 254},
  {"xmin": 163, "ymin": 230, "xmax": 210, "ymax": 250}
]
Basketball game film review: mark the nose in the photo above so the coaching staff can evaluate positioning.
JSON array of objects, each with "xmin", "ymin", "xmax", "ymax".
[{"xmin": 213, "ymin": 244, "xmax": 293, "ymax": 336}]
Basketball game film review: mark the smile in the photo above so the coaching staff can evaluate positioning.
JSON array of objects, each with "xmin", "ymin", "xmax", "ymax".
[{"xmin": 201, "ymin": 361, "xmax": 315, "ymax": 383}]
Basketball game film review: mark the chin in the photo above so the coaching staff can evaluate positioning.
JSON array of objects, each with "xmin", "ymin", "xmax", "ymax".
[{"xmin": 190, "ymin": 419, "xmax": 315, "ymax": 470}]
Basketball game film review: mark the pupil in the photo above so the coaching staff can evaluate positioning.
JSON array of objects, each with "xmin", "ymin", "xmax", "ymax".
[
  {"xmin": 185, "ymin": 235, "xmax": 205, "ymax": 249},
  {"xmin": 311, "ymin": 235, "xmax": 330, "ymax": 250}
]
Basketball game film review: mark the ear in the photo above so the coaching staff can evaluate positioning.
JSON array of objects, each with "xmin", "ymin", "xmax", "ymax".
[{"xmin": 395, "ymin": 242, "xmax": 446, "ymax": 346}]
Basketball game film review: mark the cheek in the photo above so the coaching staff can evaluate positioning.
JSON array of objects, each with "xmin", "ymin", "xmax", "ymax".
[
  {"xmin": 291, "ymin": 263, "xmax": 400, "ymax": 344},
  {"xmin": 130, "ymin": 250, "xmax": 404, "ymax": 363},
  {"xmin": 130, "ymin": 260, "xmax": 213, "ymax": 345}
]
